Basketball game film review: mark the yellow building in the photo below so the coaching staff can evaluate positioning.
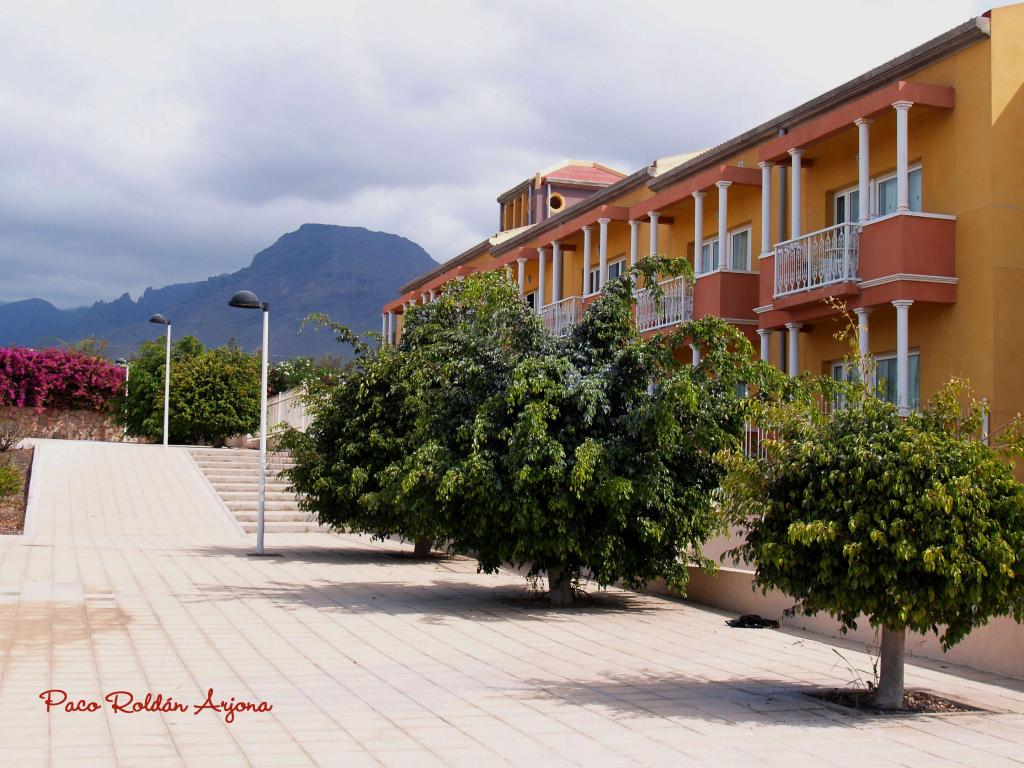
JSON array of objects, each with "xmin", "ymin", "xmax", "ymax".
[{"xmin": 383, "ymin": 7, "xmax": 1024, "ymax": 676}]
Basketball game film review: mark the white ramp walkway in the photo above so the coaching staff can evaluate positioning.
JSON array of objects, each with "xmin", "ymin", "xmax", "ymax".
[{"xmin": 1, "ymin": 439, "xmax": 1024, "ymax": 768}]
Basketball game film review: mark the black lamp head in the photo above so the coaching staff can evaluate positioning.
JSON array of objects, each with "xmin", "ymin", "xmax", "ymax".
[
  {"xmin": 228, "ymin": 290, "xmax": 262, "ymax": 309},
  {"xmin": 115, "ymin": 358, "xmax": 128, "ymax": 366},
  {"xmin": 149, "ymin": 313, "xmax": 169, "ymax": 325}
]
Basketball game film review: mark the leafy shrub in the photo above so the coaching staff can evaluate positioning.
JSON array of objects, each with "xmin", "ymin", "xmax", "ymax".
[
  {"xmin": 0, "ymin": 464, "xmax": 20, "ymax": 498},
  {"xmin": 0, "ymin": 347, "xmax": 125, "ymax": 411},
  {"xmin": 268, "ymin": 356, "xmax": 343, "ymax": 395},
  {"xmin": 118, "ymin": 336, "xmax": 261, "ymax": 445}
]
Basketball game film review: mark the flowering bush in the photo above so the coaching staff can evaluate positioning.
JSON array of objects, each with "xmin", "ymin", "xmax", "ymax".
[{"xmin": 0, "ymin": 347, "xmax": 125, "ymax": 412}]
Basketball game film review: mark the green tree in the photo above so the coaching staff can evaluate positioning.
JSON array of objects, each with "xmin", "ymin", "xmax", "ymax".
[
  {"xmin": 286, "ymin": 257, "xmax": 765, "ymax": 603},
  {"xmin": 119, "ymin": 336, "xmax": 260, "ymax": 445},
  {"xmin": 720, "ymin": 378, "xmax": 1024, "ymax": 708}
]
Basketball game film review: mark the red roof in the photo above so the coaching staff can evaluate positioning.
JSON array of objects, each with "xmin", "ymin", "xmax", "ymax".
[{"xmin": 542, "ymin": 165, "xmax": 624, "ymax": 185}]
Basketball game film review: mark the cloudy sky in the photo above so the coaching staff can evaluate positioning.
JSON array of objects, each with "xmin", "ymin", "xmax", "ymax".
[{"xmin": 0, "ymin": 0, "xmax": 992, "ymax": 307}]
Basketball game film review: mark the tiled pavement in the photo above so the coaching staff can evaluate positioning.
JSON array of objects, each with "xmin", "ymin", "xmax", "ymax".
[{"xmin": 1, "ymin": 440, "xmax": 1024, "ymax": 767}]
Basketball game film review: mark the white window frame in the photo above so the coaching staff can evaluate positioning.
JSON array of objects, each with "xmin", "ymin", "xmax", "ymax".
[
  {"xmin": 729, "ymin": 225, "xmax": 752, "ymax": 271},
  {"xmin": 699, "ymin": 238, "xmax": 719, "ymax": 275},
  {"xmin": 524, "ymin": 290, "xmax": 537, "ymax": 309},
  {"xmin": 587, "ymin": 256, "xmax": 626, "ymax": 294},
  {"xmin": 872, "ymin": 163, "xmax": 922, "ymax": 217},
  {"xmin": 830, "ymin": 350, "xmax": 920, "ymax": 411},
  {"xmin": 833, "ymin": 184, "xmax": 860, "ymax": 225},
  {"xmin": 698, "ymin": 225, "xmax": 753, "ymax": 276}
]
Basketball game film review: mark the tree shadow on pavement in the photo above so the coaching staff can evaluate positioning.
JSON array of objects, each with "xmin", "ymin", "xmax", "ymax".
[
  {"xmin": 513, "ymin": 672, "xmax": 851, "ymax": 726},
  {"xmin": 181, "ymin": 576, "xmax": 662, "ymax": 622},
  {"xmin": 179, "ymin": 541, "xmax": 460, "ymax": 566}
]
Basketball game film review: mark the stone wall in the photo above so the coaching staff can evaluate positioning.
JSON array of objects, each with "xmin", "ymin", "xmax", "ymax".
[{"xmin": 0, "ymin": 405, "xmax": 125, "ymax": 442}]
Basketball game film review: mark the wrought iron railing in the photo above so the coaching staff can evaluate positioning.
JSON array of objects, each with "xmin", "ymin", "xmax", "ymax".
[
  {"xmin": 540, "ymin": 296, "xmax": 583, "ymax": 336},
  {"xmin": 636, "ymin": 275, "xmax": 693, "ymax": 332},
  {"xmin": 773, "ymin": 222, "xmax": 860, "ymax": 297}
]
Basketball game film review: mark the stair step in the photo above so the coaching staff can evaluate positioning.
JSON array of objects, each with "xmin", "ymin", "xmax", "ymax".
[
  {"xmin": 210, "ymin": 482, "xmax": 292, "ymax": 492},
  {"xmin": 201, "ymin": 470, "xmax": 293, "ymax": 479},
  {"xmin": 225, "ymin": 500, "xmax": 299, "ymax": 512},
  {"xmin": 240, "ymin": 521, "xmax": 331, "ymax": 533},
  {"xmin": 193, "ymin": 461, "xmax": 296, "ymax": 470},
  {"xmin": 234, "ymin": 512, "xmax": 317, "ymax": 522},
  {"xmin": 218, "ymin": 491, "xmax": 298, "ymax": 502}
]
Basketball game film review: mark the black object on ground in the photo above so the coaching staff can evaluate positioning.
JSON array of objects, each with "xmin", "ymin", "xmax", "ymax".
[{"xmin": 726, "ymin": 614, "xmax": 780, "ymax": 629}]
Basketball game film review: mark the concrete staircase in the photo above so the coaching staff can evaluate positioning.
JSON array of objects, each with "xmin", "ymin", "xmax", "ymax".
[{"xmin": 188, "ymin": 447, "xmax": 329, "ymax": 533}]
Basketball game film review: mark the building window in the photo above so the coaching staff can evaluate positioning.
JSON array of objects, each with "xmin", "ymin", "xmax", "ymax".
[
  {"xmin": 700, "ymin": 239, "xmax": 719, "ymax": 274},
  {"xmin": 525, "ymin": 291, "xmax": 536, "ymax": 309},
  {"xmin": 875, "ymin": 352, "xmax": 920, "ymax": 411},
  {"xmin": 590, "ymin": 258, "xmax": 626, "ymax": 293},
  {"xmin": 875, "ymin": 165, "xmax": 922, "ymax": 217},
  {"xmin": 700, "ymin": 226, "xmax": 750, "ymax": 274},
  {"xmin": 831, "ymin": 352, "xmax": 919, "ymax": 411},
  {"xmin": 730, "ymin": 227, "xmax": 751, "ymax": 271},
  {"xmin": 834, "ymin": 185, "xmax": 860, "ymax": 225}
]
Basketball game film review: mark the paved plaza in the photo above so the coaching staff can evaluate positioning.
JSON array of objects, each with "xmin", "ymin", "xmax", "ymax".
[{"xmin": 1, "ymin": 440, "xmax": 1023, "ymax": 767}]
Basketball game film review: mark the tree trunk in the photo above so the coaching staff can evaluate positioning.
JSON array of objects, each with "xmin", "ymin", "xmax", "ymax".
[
  {"xmin": 547, "ymin": 564, "xmax": 574, "ymax": 607},
  {"xmin": 413, "ymin": 537, "xmax": 432, "ymax": 558},
  {"xmin": 874, "ymin": 625, "xmax": 906, "ymax": 709}
]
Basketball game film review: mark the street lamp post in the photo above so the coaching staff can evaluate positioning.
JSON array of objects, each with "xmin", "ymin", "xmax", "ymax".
[
  {"xmin": 228, "ymin": 290, "xmax": 275, "ymax": 557},
  {"xmin": 148, "ymin": 315, "xmax": 172, "ymax": 446},
  {"xmin": 115, "ymin": 358, "xmax": 130, "ymax": 439}
]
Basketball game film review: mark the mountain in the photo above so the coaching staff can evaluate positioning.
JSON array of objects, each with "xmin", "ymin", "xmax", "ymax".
[{"xmin": 0, "ymin": 224, "xmax": 436, "ymax": 360}]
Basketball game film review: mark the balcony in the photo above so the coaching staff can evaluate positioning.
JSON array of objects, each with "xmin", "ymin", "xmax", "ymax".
[
  {"xmin": 773, "ymin": 222, "xmax": 860, "ymax": 298},
  {"xmin": 760, "ymin": 212, "xmax": 956, "ymax": 324},
  {"xmin": 636, "ymin": 276, "xmax": 693, "ymax": 332},
  {"xmin": 541, "ymin": 296, "xmax": 583, "ymax": 336}
]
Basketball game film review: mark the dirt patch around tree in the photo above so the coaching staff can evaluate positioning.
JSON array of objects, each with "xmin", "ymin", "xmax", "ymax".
[
  {"xmin": 0, "ymin": 447, "xmax": 33, "ymax": 534},
  {"xmin": 812, "ymin": 687, "xmax": 981, "ymax": 715}
]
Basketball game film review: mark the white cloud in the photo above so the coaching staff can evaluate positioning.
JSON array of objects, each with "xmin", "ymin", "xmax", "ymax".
[{"xmin": 0, "ymin": 0, "xmax": 991, "ymax": 306}]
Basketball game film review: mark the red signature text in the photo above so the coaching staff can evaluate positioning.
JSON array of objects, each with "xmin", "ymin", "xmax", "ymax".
[{"xmin": 38, "ymin": 688, "xmax": 272, "ymax": 723}]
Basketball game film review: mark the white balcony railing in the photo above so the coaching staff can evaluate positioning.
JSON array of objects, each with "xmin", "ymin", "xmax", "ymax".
[
  {"xmin": 540, "ymin": 296, "xmax": 583, "ymax": 336},
  {"xmin": 267, "ymin": 387, "xmax": 313, "ymax": 433},
  {"xmin": 773, "ymin": 222, "xmax": 860, "ymax": 298},
  {"xmin": 636, "ymin": 275, "xmax": 693, "ymax": 332}
]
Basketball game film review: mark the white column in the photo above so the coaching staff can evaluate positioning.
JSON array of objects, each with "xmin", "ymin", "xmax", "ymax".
[
  {"xmin": 692, "ymin": 191, "xmax": 705, "ymax": 273},
  {"xmin": 757, "ymin": 329, "xmax": 770, "ymax": 362},
  {"xmin": 855, "ymin": 118, "xmax": 872, "ymax": 222},
  {"xmin": 789, "ymin": 148, "xmax": 803, "ymax": 238},
  {"xmin": 387, "ymin": 310, "xmax": 396, "ymax": 344},
  {"xmin": 381, "ymin": 313, "xmax": 387, "ymax": 339},
  {"xmin": 517, "ymin": 257, "xmax": 527, "ymax": 295},
  {"xmin": 551, "ymin": 241, "xmax": 562, "ymax": 303},
  {"xmin": 429, "ymin": 289, "xmax": 438, "ymax": 302},
  {"xmin": 629, "ymin": 219, "xmax": 640, "ymax": 268},
  {"xmin": 690, "ymin": 343, "xmax": 701, "ymax": 367},
  {"xmin": 598, "ymin": 217, "xmax": 610, "ymax": 288},
  {"xmin": 648, "ymin": 211, "xmax": 660, "ymax": 256},
  {"xmin": 582, "ymin": 226, "xmax": 593, "ymax": 295},
  {"xmin": 853, "ymin": 307, "xmax": 871, "ymax": 383},
  {"xmin": 759, "ymin": 162, "xmax": 772, "ymax": 255},
  {"xmin": 716, "ymin": 181, "xmax": 731, "ymax": 270},
  {"xmin": 893, "ymin": 300, "xmax": 913, "ymax": 415},
  {"xmin": 786, "ymin": 322, "xmax": 802, "ymax": 376},
  {"xmin": 421, "ymin": 292, "xmax": 428, "ymax": 304},
  {"xmin": 537, "ymin": 247, "xmax": 547, "ymax": 312},
  {"xmin": 893, "ymin": 101, "xmax": 913, "ymax": 213}
]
